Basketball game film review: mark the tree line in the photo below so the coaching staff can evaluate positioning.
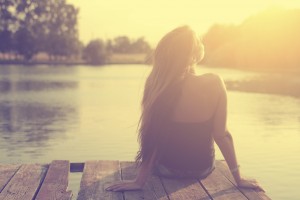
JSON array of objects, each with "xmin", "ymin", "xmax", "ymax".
[
  {"xmin": 2, "ymin": 1, "xmax": 298, "ymax": 69},
  {"xmin": 0, "ymin": 0, "xmax": 80, "ymax": 61},
  {"xmin": 0, "ymin": 0, "xmax": 152, "ymax": 64},
  {"xmin": 202, "ymin": 7, "xmax": 300, "ymax": 71},
  {"xmin": 83, "ymin": 36, "xmax": 151, "ymax": 65}
]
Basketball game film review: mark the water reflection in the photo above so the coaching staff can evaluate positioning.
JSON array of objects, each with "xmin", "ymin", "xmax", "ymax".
[
  {"xmin": 1, "ymin": 103, "xmax": 77, "ymax": 157},
  {"xmin": 0, "ymin": 80, "xmax": 77, "ymax": 92},
  {"xmin": 0, "ymin": 65, "xmax": 299, "ymax": 200},
  {"xmin": 0, "ymin": 65, "xmax": 79, "ymax": 160}
]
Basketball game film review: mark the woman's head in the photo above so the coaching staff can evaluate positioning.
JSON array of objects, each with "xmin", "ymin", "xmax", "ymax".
[
  {"xmin": 144, "ymin": 26, "xmax": 204, "ymax": 110},
  {"xmin": 136, "ymin": 26, "xmax": 204, "ymax": 165},
  {"xmin": 154, "ymin": 25, "xmax": 204, "ymax": 79}
]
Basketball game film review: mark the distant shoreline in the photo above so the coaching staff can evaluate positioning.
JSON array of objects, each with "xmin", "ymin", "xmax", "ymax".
[
  {"xmin": 1, "ymin": 56, "xmax": 299, "ymax": 76},
  {"xmin": 0, "ymin": 60, "xmax": 85, "ymax": 66},
  {"xmin": 0, "ymin": 60, "xmax": 147, "ymax": 66},
  {"xmin": 0, "ymin": 61, "xmax": 299, "ymax": 98},
  {"xmin": 0, "ymin": 53, "xmax": 150, "ymax": 66},
  {"xmin": 225, "ymin": 78, "xmax": 300, "ymax": 98},
  {"xmin": 1, "ymin": 59, "xmax": 299, "ymax": 74}
]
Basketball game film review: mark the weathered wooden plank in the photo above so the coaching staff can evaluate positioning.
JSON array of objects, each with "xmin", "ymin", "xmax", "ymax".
[
  {"xmin": 0, "ymin": 164, "xmax": 47, "ymax": 200},
  {"xmin": 200, "ymin": 165, "xmax": 247, "ymax": 200},
  {"xmin": 120, "ymin": 161, "xmax": 169, "ymax": 200},
  {"xmin": 215, "ymin": 160, "xmax": 271, "ymax": 200},
  {"xmin": 77, "ymin": 160, "xmax": 123, "ymax": 200},
  {"xmin": 35, "ymin": 160, "xmax": 72, "ymax": 200},
  {"xmin": 160, "ymin": 176, "xmax": 210, "ymax": 200},
  {"xmin": 0, "ymin": 164, "xmax": 20, "ymax": 192}
]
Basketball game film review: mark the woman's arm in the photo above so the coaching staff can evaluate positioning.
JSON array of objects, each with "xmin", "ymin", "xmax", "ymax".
[
  {"xmin": 106, "ymin": 150, "xmax": 156, "ymax": 192},
  {"xmin": 212, "ymin": 76, "xmax": 264, "ymax": 191},
  {"xmin": 214, "ymin": 130, "xmax": 241, "ymax": 184}
]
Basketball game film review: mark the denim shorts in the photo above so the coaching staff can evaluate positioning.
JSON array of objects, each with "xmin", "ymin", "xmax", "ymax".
[{"xmin": 153, "ymin": 162, "xmax": 215, "ymax": 179}]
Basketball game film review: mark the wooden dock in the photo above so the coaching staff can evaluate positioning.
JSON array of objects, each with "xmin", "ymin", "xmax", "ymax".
[{"xmin": 0, "ymin": 160, "xmax": 271, "ymax": 200}]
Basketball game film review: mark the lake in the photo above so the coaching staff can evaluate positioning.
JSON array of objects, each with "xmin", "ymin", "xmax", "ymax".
[{"xmin": 0, "ymin": 64, "xmax": 299, "ymax": 200}]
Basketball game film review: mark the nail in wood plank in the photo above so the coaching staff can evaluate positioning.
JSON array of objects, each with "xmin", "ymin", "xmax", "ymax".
[
  {"xmin": 120, "ymin": 161, "xmax": 169, "ymax": 200},
  {"xmin": 0, "ymin": 164, "xmax": 47, "ymax": 200},
  {"xmin": 77, "ymin": 160, "xmax": 123, "ymax": 200},
  {"xmin": 35, "ymin": 160, "xmax": 72, "ymax": 200}
]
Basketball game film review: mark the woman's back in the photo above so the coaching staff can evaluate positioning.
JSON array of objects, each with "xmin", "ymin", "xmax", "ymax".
[
  {"xmin": 172, "ymin": 73, "xmax": 220, "ymax": 123},
  {"xmin": 107, "ymin": 26, "xmax": 264, "ymax": 192},
  {"xmin": 155, "ymin": 73, "xmax": 221, "ymax": 178}
]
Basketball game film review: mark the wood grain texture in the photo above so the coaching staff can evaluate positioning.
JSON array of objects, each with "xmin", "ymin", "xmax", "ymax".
[
  {"xmin": 35, "ymin": 160, "xmax": 72, "ymax": 200},
  {"xmin": 0, "ymin": 160, "xmax": 271, "ymax": 200},
  {"xmin": 0, "ymin": 164, "xmax": 47, "ymax": 200},
  {"xmin": 121, "ymin": 161, "xmax": 169, "ymax": 200},
  {"xmin": 215, "ymin": 160, "xmax": 271, "ymax": 200},
  {"xmin": 77, "ymin": 160, "xmax": 123, "ymax": 200},
  {"xmin": 200, "ymin": 165, "xmax": 248, "ymax": 200},
  {"xmin": 0, "ymin": 164, "xmax": 20, "ymax": 192},
  {"xmin": 161, "ymin": 176, "xmax": 210, "ymax": 200}
]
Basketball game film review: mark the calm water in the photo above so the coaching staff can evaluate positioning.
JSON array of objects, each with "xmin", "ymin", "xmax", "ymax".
[{"xmin": 0, "ymin": 65, "xmax": 299, "ymax": 200}]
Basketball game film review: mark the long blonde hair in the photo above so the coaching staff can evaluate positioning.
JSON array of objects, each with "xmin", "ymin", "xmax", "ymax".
[{"xmin": 136, "ymin": 26, "xmax": 204, "ymax": 165}]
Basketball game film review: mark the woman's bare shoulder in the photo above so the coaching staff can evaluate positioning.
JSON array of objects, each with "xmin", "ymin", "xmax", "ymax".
[{"xmin": 194, "ymin": 73, "xmax": 224, "ymax": 88}]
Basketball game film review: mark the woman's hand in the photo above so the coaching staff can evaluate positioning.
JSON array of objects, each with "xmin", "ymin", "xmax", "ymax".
[
  {"xmin": 237, "ymin": 178, "xmax": 265, "ymax": 192},
  {"xmin": 105, "ymin": 180, "xmax": 143, "ymax": 192}
]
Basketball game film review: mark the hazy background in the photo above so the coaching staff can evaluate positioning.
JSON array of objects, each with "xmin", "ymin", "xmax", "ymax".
[
  {"xmin": 71, "ymin": 0, "xmax": 300, "ymax": 45},
  {"xmin": 1, "ymin": 0, "xmax": 300, "ymax": 199}
]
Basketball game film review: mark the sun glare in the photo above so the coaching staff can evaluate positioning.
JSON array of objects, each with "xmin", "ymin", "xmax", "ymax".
[{"xmin": 70, "ymin": 0, "xmax": 300, "ymax": 45}]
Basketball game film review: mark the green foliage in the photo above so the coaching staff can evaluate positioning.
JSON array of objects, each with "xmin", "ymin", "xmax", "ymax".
[
  {"xmin": 131, "ymin": 37, "xmax": 152, "ymax": 54},
  {"xmin": 14, "ymin": 27, "xmax": 37, "ymax": 60},
  {"xmin": 0, "ymin": 30, "xmax": 13, "ymax": 54},
  {"xmin": 0, "ymin": 0, "xmax": 80, "ymax": 61},
  {"xmin": 203, "ymin": 8, "xmax": 300, "ymax": 71},
  {"xmin": 110, "ymin": 36, "xmax": 151, "ymax": 54},
  {"xmin": 83, "ymin": 39, "xmax": 107, "ymax": 65},
  {"xmin": 0, "ymin": 0, "xmax": 15, "ymax": 54},
  {"xmin": 0, "ymin": 0, "xmax": 151, "ymax": 64},
  {"xmin": 112, "ymin": 36, "xmax": 131, "ymax": 53},
  {"xmin": 83, "ymin": 36, "xmax": 152, "ymax": 65},
  {"xmin": 202, "ymin": 24, "xmax": 240, "ymax": 67}
]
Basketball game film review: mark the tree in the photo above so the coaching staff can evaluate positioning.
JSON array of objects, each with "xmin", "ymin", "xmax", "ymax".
[
  {"xmin": 106, "ymin": 39, "xmax": 113, "ymax": 55},
  {"xmin": 108, "ymin": 36, "xmax": 151, "ymax": 54},
  {"xmin": 43, "ymin": 0, "xmax": 80, "ymax": 59},
  {"xmin": 0, "ymin": 30, "xmax": 13, "ymax": 58},
  {"xmin": 130, "ymin": 37, "xmax": 151, "ymax": 53},
  {"xmin": 202, "ymin": 8, "xmax": 300, "ymax": 70},
  {"xmin": 14, "ymin": 27, "xmax": 37, "ymax": 60},
  {"xmin": 0, "ymin": 0, "xmax": 81, "ymax": 61},
  {"xmin": 83, "ymin": 39, "xmax": 107, "ymax": 65},
  {"xmin": 0, "ymin": 0, "xmax": 16, "ymax": 58},
  {"xmin": 112, "ymin": 36, "xmax": 131, "ymax": 53},
  {"xmin": 12, "ymin": 0, "xmax": 42, "ymax": 60},
  {"xmin": 202, "ymin": 24, "xmax": 240, "ymax": 66}
]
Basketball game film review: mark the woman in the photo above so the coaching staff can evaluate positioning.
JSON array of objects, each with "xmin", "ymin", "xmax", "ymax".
[{"xmin": 106, "ymin": 26, "xmax": 263, "ymax": 192}]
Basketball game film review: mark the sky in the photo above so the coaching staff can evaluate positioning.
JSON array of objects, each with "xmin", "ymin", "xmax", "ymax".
[{"xmin": 70, "ymin": 0, "xmax": 300, "ymax": 46}]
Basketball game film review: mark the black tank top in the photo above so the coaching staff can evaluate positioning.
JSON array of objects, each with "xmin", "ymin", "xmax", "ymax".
[
  {"xmin": 152, "ymin": 80, "xmax": 216, "ymax": 177},
  {"xmin": 157, "ymin": 118, "xmax": 215, "ymax": 172}
]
